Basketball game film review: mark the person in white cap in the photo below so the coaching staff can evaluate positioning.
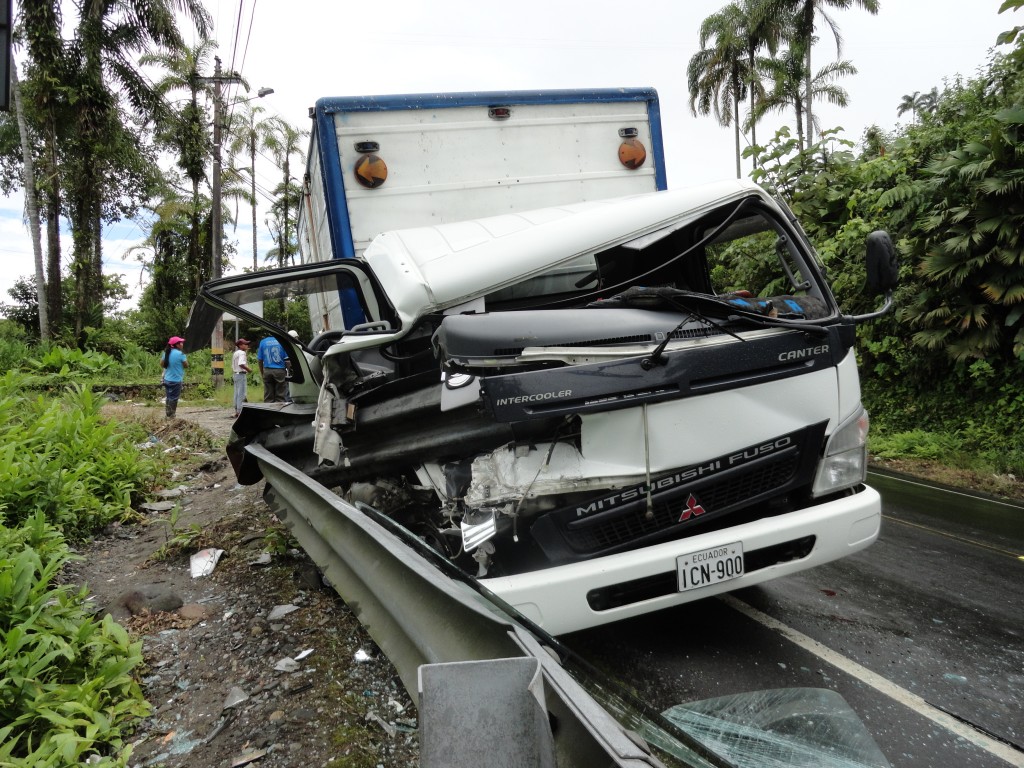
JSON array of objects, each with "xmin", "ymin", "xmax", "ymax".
[
  {"xmin": 231, "ymin": 338, "xmax": 251, "ymax": 417},
  {"xmin": 160, "ymin": 336, "xmax": 188, "ymax": 418}
]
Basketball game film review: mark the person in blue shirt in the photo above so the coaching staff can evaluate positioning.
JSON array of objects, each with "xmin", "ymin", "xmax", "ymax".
[
  {"xmin": 257, "ymin": 335, "xmax": 290, "ymax": 403},
  {"xmin": 161, "ymin": 335, "xmax": 189, "ymax": 418}
]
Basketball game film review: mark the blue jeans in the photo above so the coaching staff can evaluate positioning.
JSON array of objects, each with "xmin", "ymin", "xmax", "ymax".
[{"xmin": 163, "ymin": 380, "xmax": 182, "ymax": 417}]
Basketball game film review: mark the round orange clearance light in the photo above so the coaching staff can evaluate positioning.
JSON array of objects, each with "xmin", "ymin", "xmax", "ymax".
[
  {"xmin": 618, "ymin": 138, "xmax": 647, "ymax": 170},
  {"xmin": 354, "ymin": 154, "xmax": 388, "ymax": 188}
]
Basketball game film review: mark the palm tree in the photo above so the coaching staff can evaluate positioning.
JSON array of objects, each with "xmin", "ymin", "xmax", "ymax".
[
  {"xmin": 10, "ymin": 61, "xmax": 49, "ymax": 339},
  {"xmin": 67, "ymin": 0, "xmax": 211, "ymax": 337},
  {"xmin": 751, "ymin": 44, "xmax": 857, "ymax": 151},
  {"xmin": 264, "ymin": 118, "xmax": 308, "ymax": 267},
  {"xmin": 897, "ymin": 91, "xmax": 922, "ymax": 123},
  {"xmin": 744, "ymin": 0, "xmax": 792, "ymax": 159},
  {"xmin": 689, "ymin": 0, "xmax": 793, "ymax": 176},
  {"xmin": 918, "ymin": 87, "xmax": 940, "ymax": 117},
  {"xmin": 140, "ymin": 39, "xmax": 216, "ymax": 293},
  {"xmin": 897, "ymin": 87, "xmax": 940, "ymax": 124},
  {"xmin": 772, "ymin": 0, "xmax": 879, "ymax": 148},
  {"xmin": 17, "ymin": 0, "xmax": 66, "ymax": 334},
  {"xmin": 688, "ymin": 4, "xmax": 751, "ymax": 178},
  {"xmin": 226, "ymin": 102, "xmax": 277, "ymax": 270}
]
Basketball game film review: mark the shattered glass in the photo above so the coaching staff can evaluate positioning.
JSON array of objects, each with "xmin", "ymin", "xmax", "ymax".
[{"xmin": 654, "ymin": 688, "xmax": 891, "ymax": 768}]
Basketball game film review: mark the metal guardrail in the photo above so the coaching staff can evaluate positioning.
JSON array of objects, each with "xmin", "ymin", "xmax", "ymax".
[{"xmin": 249, "ymin": 443, "xmax": 729, "ymax": 768}]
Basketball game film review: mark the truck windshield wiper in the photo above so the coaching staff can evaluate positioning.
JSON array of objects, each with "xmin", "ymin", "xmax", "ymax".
[{"xmin": 641, "ymin": 302, "xmax": 744, "ymax": 370}]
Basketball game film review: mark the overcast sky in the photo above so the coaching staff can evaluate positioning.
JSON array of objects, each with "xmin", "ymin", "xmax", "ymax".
[{"xmin": 0, "ymin": 0, "xmax": 1015, "ymax": 310}]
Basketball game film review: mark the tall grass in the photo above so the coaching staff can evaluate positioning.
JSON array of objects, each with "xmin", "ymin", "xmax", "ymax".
[{"xmin": 0, "ymin": 373, "xmax": 158, "ymax": 537}]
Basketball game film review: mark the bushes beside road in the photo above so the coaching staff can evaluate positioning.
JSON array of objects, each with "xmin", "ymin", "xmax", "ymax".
[
  {"xmin": 0, "ymin": 373, "xmax": 157, "ymax": 766},
  {"xmin": 0, "ymin": 516, "xmax": 149, "ymax": 767}
]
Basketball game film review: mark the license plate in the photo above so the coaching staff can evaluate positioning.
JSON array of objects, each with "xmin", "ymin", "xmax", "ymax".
[{"xmin": 677, "ymin": 542, "xmax": 744, "ymax": 591}]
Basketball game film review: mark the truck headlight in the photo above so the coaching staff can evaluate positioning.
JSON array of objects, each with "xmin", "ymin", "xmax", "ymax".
[{"xmin": 812, "ymin": 406, "xmax": 869, "ymax": 497}]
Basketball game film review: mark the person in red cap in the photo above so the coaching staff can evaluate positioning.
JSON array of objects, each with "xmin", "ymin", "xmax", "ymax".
[
  {"xmin": 160, "ymin": 336, "xmax": 189, "ymax": 418},
  {"xmin": 231, "ymin": 338, "xmax": 252, "ymax": 417}
]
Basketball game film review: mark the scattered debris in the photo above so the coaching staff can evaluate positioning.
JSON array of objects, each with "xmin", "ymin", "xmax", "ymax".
[
  {"xmin": 274, "ymin": 657, "xmax": 301, "ymax": 673},
  {"xmin": 73, "ymin": 404, "xmax": 421, "ymax": 768},
  {"xmin": 204, "ymin": 714, "xmax": 234, "ymax": 745},
  {"xmin": 267, "ymin": 604, "xmax": 299, "ymax": 621},
  {"xmin": 223, "ymin": 686, "xmax": 249, "ymax": 710},
  {"xmin": 190, "ymin": 548, "xmax": 225, "ymax": 578},
  {"xmin": 229, "ymin": 748, "xmax": 267, "ymax": 767},
  {"xmin": 155, "ymin": 487, "xmax": 188, "ymax": 498},
  {"xmin": 366, "ymin": 711, "xmax": 397, "ymax": 738},
  {"xmin": 140, "ymin": 500, "xmax": 178, "ymax": 513},
  {"xmin": 176, "ymin": 603, "xmax": 208, "ymax": 621}
]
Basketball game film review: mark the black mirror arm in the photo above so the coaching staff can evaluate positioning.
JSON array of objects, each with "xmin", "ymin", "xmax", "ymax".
[{"xmin": 844, "ymin": 290, "xmax": 894, "ymax": 324}]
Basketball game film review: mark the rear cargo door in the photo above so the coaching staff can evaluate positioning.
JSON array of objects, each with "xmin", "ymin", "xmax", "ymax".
[{"xmin": 309, "ymin": 89, "xmax": 667, "ymax": 261}]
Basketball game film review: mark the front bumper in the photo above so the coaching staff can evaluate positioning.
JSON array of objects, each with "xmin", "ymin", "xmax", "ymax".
[{"xmin": 481, "ymin": 485, "xmax": 881, "ymax": 635}]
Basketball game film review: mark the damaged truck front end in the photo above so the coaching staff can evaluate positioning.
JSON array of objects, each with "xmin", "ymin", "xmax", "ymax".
[{"xmin": 186, "ymin": 180, "xmax": 897, "ymax": 635}]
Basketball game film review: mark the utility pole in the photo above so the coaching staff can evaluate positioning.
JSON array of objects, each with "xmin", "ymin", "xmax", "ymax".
[{"xmin": 198, "ymin": 57, "xmax": 243, "ymax": 388}]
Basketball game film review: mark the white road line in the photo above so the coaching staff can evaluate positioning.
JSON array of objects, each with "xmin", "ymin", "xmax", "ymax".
[
  {"xmin": 721, "ymin": 594, "xmax": 1024, "ymax": 767},
  {"xmin": 883, "ymin": 515, "xmax": 1024, "ymax": 561},
  {"xmin": 867, "ymin": 470, "xmax": 1024, "ymax": 510}
]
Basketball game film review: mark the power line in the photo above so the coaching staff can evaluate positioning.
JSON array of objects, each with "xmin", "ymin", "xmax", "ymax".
[{"xmin": 228, "ymin": 0, "xmax": 245, "ymax": 77}]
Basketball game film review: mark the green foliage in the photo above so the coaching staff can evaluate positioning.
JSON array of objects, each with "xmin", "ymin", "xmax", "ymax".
[
  {"xmin": 0, "ymin": 337, "xmax": 35, "ymax": 372},
  {"xmin": 0, "ymin": 373, "xmax": 158, "ymax": 537},
  {"xmin": 707, "ymin": 230, "xmax": 792, "ymax": 296},
  {"xmin": 24, "ymin": 346, "xmax": 118, "ymax": 379},
  {"xmin": 263, "ymin": 526, "xmax": 298, "ymax": 556},
  {"xmin": 742, "ymin": 25, "xmax": 1024, "ymax": 480},
  {"xmin": 1, "ymin": 275, "xmax": 135, "ymax": 345},
  {"xmin": 0, "ymin": 513, "xmax": 149, "ymax": 766},
  {"xmin": 149, "ymin": 504, "xmax": 203, "ymax": 562},
  {"xmin": 869, "ymin": 429, "xmax": 964, "ymax": 461}
]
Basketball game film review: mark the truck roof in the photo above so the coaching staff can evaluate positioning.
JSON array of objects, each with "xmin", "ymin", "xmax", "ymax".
[{"xmin": 362, "ymin": 179, "xmax": 772, "ymax": 321}]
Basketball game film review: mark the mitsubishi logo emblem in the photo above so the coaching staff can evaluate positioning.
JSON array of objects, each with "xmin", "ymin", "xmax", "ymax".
[{"xmin": 679, "ymin": 494, "xmax": 706, "ymax": 522}]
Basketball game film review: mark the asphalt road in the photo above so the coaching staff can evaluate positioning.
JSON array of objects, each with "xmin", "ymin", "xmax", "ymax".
[{"xmin": 567, "ymin": 472, "xmax": 1024, "ymax": 768}]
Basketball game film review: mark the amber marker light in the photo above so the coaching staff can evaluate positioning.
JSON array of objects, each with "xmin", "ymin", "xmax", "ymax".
[
  {"xmin": 618, "ymin": 137, "xmax": 647, "ymax": 170},
  {"xmin": 354, "ymin": 154, "xmax": 388, "ymax": 188}
]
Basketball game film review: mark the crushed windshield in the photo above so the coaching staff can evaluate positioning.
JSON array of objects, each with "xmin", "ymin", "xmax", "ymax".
[{"xmin": 481, "ymin": 198, "xmax": 831, "ymax": 324}]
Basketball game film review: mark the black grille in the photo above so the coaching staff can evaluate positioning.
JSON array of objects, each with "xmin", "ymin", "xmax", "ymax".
[
  {"xmin": 671, "ymin": 326, "xmax": 722, "ymax": 340},
  {"xmin": 528, "ymin": 422, "xmax": 828, "ymax": 564},
  {"xmin": 566, "ymin": 453, "xmax": 799, "ymax": 552}
]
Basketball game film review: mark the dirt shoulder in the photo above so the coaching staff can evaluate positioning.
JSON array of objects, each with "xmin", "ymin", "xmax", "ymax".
[
  {"xmin": 869, "ymin": 455, "xmax": 1024, "ymax": 504},
  {"xmin": 74, "ymin": 403, "xmax": 418, "ymax": 768}
]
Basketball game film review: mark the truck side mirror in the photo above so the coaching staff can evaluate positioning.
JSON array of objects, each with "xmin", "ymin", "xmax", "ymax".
[
  {"xmin": 865, "ymin": 230, "xmax": 898, "ymax": 295},
  {"xmin": 846, "ymin": 231, "xmax": 898, "ymax": 323}
]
